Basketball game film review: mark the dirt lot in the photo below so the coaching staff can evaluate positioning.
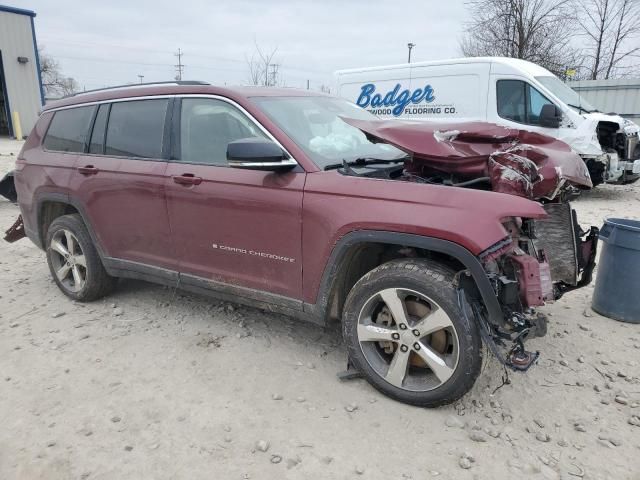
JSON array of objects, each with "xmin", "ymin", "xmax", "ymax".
[{"xmin": 1, "ymin": 139, "xmax": 639, "ymax": 480}]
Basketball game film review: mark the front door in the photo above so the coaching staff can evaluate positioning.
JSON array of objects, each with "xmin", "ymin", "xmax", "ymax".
[
  {"xmin": 491, "ymin": 77, "xmax": 564, "ymax": 138},
  {"xmin": 69, "ymin": 98, "xmax": 177, "ymax": 271},
  {"xmin": 164, "ymin": 97, "xmax": 305, "ymax": 301}
]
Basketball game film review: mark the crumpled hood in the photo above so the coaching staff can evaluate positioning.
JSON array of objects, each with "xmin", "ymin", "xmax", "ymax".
[{"xmin": 342, "ymin": 118, "xmax": 593, "ymax": 199}]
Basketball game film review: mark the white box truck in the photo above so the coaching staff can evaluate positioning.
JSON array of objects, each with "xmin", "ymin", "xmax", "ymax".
[{"xmin": 335, "ymin": 57, "xmax": 640, "ymax": 185}]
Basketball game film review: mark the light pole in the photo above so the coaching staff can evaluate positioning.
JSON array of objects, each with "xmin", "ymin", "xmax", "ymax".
[
  {"xmin": 407, "ymin": 43, "xmax": 415, "ymax": 63},
  {"xmin": 137, "ymin": 75, "xmax": 144, "ymax": 84}
]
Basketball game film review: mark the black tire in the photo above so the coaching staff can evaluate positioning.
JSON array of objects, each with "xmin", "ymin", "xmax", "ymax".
[
  {"xmin": 45, "ymin": 214, "xmax": 117, "ymax": 301},
  {"xmin": 342, "ymin": 258, "xmax": 482, "ymax": 407}
]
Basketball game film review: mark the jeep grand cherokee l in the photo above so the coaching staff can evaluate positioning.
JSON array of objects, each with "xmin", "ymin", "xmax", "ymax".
[{"xmin": 6, "ymin": 81, "xmax": 597, "ymax": 407}]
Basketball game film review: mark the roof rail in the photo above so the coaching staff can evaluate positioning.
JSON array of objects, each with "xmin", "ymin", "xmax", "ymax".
[{"xmin": 64, "ymin": 80, "xmax": 210, "ymax": 99}]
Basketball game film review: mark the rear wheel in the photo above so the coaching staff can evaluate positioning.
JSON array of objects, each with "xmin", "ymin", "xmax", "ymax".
[
  {"xmin": 342, "ymin": 259, "xmax": 482, "ymax": 407},
  {"xmin": 46, "ymin": 214, "xmax": 116, "ymax": 301}
]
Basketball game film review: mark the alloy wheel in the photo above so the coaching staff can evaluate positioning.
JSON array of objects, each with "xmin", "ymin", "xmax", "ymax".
[
  {"xmin": 357, "ymin": 288, "xmax": 460, "ymax": 392},
  {"xmin": 49, "ymin": 229, "xmax": 87, "ymax": 293}
]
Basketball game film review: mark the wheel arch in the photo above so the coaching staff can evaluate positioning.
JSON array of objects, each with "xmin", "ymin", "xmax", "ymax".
[
  {"xmin": 305, "ymin": 230, "xmax": 504, "ymax": 327},
  {"xmin": 35, "ymin": 193, "xmax": 105, "ymax": 258}
]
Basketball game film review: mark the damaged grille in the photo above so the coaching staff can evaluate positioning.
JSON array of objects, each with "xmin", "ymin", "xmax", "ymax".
[{"xmin": 534, "ymin": 203, "xmax": 579, "ymax": 286}]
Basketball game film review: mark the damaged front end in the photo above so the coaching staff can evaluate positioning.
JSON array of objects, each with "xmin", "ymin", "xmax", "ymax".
[
  {"xmin": 337, "ymin": 118, "xmax": 600, "ymax": 371},
  {"xmin": 460, "ymin": 208, "xmax": 598, "ymax": 372},
  {"xmin": 341, "ymin": 118, "xmax": 593, "ymax": 201}
]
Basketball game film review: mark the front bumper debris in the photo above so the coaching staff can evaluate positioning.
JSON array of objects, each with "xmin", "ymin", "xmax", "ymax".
[
  {"xmin": 460, "ymin": 203, "xmax": 597, "ymax": 373},
  {"xmin": 4, "ymin": 215, "xmax": 26, "ymax": 243}
]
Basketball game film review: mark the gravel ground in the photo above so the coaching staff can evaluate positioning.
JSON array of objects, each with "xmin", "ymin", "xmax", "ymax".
[{"xmin": 1, "ymin": 139, "xmax": 639, "ymax": 480}]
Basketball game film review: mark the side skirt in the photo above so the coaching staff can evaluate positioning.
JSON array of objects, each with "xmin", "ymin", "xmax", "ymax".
[{"xmin": 102, "ymin": 257, "xmax": 319, "ymax": 325}]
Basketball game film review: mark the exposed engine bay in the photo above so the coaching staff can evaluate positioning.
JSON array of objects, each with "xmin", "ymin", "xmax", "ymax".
[
  {"xmin": 589, "ymin": 120, "xmax": 640, "ymax": 185},
  {"xmin": 340, "ymin": 118, "xmax": 593, "ymax": 201},
  {"xmin": 337, "ymin": 119, "xmax": 599, "ymax": 371}
]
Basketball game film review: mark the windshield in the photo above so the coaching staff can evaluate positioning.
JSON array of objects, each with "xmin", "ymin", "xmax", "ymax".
[
  {"xmin": 252, "ymin": 96, "xmax": 406, "ymax": 169},
  {"xmin": 535, "ymin": 76, "xmax": 597, "ymax": 113}
]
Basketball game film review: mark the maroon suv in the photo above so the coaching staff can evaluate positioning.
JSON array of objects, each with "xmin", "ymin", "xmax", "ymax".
[{"xmin": 8, "ymin": 82, "xmax": 598, "ymax": 407}]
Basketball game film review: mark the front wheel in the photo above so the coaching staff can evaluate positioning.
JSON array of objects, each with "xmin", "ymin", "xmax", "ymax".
[{"xmin": 342, "ymin": 259, "xmax": 482, "ymax": 407}]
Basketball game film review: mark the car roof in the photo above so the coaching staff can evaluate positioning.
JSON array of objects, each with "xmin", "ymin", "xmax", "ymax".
[{"xmin": 43, "ymin": 83, "xmax": 328, "ymax": 111}]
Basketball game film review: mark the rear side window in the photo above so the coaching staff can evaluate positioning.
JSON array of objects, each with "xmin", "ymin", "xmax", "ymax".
[
  {"xmin": 43, "ymin": 106, "xmax": 95, "ymax": 153},
  {"xmin": 105, "ymin": 99, "xmax": 168, "ymax": 158},
  {"xmin": 89, "ymin": 104, "xmax": 109, "ymax": 154}
]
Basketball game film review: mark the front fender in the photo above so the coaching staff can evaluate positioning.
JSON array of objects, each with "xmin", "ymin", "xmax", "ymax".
[{"xmin": 307, "ymin": 230, "xmax": 505, "ymax": 327}]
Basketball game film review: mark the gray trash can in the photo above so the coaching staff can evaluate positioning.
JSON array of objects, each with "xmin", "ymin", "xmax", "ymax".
[{"xmin": 592, "ymin": 218, "xmax": 640, "ymax": 323}]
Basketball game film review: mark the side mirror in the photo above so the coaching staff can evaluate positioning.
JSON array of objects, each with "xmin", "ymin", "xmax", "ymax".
[
  {"xmin": 539, "ymin": 104, "xmax": 562, "ymax": 128},
  {"xmin": 227, "ymin": 138, "xmax": 296, "ymax": 171}
]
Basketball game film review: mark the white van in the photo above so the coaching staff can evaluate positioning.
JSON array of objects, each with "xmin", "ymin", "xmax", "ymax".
[{"xmin": 335, "ymin": 57, "xmax": 640, "ymax": 185}]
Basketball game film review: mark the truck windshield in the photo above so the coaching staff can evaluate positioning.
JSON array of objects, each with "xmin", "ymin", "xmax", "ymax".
[
  {"xmin": 535, "ymin": 76, "xmax": 597, "ymax": 113},
  {"xmin": 252, "ymin": 96, "xmax": 406, "ymax": 169}
]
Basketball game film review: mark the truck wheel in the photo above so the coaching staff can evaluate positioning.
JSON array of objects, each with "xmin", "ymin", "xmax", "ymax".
[
  {"xmin": 46, "ymin": 214, "xmax": 117, "ymax": 301},
  {"xmin": 342, "ymin": 259, "xmax": 482, "ymax": 407}
]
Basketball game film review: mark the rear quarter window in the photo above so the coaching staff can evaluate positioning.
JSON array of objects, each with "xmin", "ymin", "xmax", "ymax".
[
  {"xmin": 105, "ymin": 99, "xmax": 168, "ymax": 159},
  {"xmin": 43, "ymin": 106, "xmax": 96, "ymax": 153}
]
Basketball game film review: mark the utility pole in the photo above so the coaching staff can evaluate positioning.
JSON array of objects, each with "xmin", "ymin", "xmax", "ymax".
[
  {"xmin": 307, "ymin": 79, "xmax": 310, "ymax": 90},
  {"xmin": 269, "ymin": 64, "xmax": 279, "ymax": 87},
  {"xmin": 137, "ymin": 74, "xmax": 144, "ymax": 84},
  {"xmin": 407, "ymin": 42, "xmax": 416, "ymax": 63},
  {"xmin": 174, "ymin": 48, "xmax": 184, "ymax": 81}
]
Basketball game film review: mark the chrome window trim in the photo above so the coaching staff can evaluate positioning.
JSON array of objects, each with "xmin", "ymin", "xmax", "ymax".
[
  {"xmin": 228, "ymin": 159, "xmax": 299, "ymax": 168},
  {"xmin": 44, "ymin": 93, "xmax": 301, "ymax": 169},
  {"xmin": 44, "ymin": 95, "xmax": 174, "ymax": 112}
]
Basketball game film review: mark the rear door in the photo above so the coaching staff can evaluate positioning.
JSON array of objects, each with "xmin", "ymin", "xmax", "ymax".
[
  {"xmin": 69, "ymin": 98, "xmax": 177, "ymax": 272},
  {"xmin": 164, "ymin": 96, "xmax": 305, "ymax": 301}
]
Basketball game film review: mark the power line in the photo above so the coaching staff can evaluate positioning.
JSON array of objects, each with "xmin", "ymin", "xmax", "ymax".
[{"xmin": 40, "ymin": 37, "xmax": 330, "ymax": 75}]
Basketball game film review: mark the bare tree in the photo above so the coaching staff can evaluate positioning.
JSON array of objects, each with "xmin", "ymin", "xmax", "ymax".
[
  {"xmin": 578, "ymin": 0, "xmax": 614, "ymax": 79},
  {"xmin": 245, "ymin": 41, "xmax": 282, "ymax": 86},
  {"xmin": 460, "ymin": 0, "xmax": 581, "ymax": 77},
  {"xmin": 39, "ymin": 48, "xmax": 79, "ymax": 98},
  {"xmin": 606, "ymin": 0, "xmax": 640, "ymax": 78}
]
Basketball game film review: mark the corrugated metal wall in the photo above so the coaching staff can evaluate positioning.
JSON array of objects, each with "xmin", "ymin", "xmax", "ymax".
[
  {"xmin": 569, "ymin": 79, "xmax": 640, "ymax": 123},
  {"xmin": 0, "ymin": 10, "xmax": 42, "ymax": 137}
]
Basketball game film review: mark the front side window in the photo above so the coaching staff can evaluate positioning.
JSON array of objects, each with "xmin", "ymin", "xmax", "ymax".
[
  {"xmin": 252, "ymin": 96, "xmax": 405, "ymax": 169},
  {"xmin": 43, "ymin": 106, "xmax": 96, "ymax": 153},
  {"xmin": 179, "ymin": 98, "xmax": 266, "ymax": 165},
  {"xmin": 105, "ymin": 99, "xmax": 168, "ymax": 158},
  {"xmin": 497, "ymin": 80, "xmax": 556, "ymax": 127}
]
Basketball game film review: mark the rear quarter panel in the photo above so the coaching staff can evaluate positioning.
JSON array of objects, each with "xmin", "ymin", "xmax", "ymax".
[{"xmin": 15, "ymin": 112, "xmax": 78, "ymax": 242}]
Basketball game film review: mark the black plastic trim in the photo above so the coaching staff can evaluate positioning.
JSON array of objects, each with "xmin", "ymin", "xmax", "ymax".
[
  {"xmin": 34, "ymin": 192, "xmax": 105, "ymax": 257},
  {"xmin": 180, "ymin": 273, "xmax": 306, "ymax": 318},
  {"xmin": 307, "ymin": 230, "xmax": 504, "ymax": 326},
  {"xmin": 102, "ymin": 257, "xmax": 178, "ymax": 286}
]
